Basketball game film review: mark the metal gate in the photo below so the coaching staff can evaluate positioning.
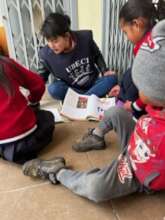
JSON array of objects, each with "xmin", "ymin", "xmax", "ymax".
[
  {"xmin": 1, "ymin": 0, "xmax": 78, "ymax": 71},
  {"xmin": 102, "ymin": 0, "xmax": 133, "ymax": 78}
]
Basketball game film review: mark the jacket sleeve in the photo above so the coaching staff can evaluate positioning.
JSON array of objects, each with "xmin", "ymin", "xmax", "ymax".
[
  {"xmin": 118, "ymin": 68, "xmax": 138, "ymax": 102},
  {"xmin": 131, "ymin": 98, "xmax": 146, "ymax": 112},
  {"xmin": 37, "ymin": 49, "xmax": 51, "ymax": 82},
  {"xmin": 9, "ymin": 58, "xmax": 45, "ymax": 104},
  {"xmin": 131, "ymin": 98, "xmax": 146, "ymax": 119},
  {"xmin": 90, "ymin": 39, "xmax": 108, "ymax": 75}
]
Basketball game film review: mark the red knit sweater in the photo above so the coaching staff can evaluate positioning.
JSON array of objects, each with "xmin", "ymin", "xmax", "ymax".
[
  {"xmin": 128, "ymin": 106, "xmax": 165, "ymax": 190},
  {"xmin": 0, "ymin": 58, "xmax": 45, "ymax": 143}
]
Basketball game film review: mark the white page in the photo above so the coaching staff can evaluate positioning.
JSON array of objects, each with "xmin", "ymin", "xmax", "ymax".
[
  {"xmin": 61, "ymin": 88, "xmax": 89, "ymax": 120},
  {"xmin": 87, "ymin": 95, "xmax": 100, "ymax": 119},
  {"xmin": 99, "ymin": 97, "xmax": 116, "ymax": 109},
  {"xmin": 87, "ymin": 96, "xmax": 116, "ymax": 120}
]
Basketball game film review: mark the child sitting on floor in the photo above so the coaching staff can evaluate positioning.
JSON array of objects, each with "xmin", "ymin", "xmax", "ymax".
[
  {"xmin": 0, "ymin": 55, "xmax": 65, "ymax": 171},
  {"xmin": 38, "ymin": 13, "xmax": 117, "ymax": 101},
  {"xmin": 109, "ymin": 0, "xmax": 165, "ymax": 119}
]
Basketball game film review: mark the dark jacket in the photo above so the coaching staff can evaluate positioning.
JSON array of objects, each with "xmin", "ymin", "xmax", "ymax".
[
  {"xmin": 118, "ymin": 68, "xmax": 138, "ymax": 102},
  {"xmin": 38, "ymin": 30, "xmax": 108, "ymax": 90}
]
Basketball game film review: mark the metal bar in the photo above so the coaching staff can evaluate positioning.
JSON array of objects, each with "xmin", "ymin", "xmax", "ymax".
[
  {"xmin": 101, "ymin": 0, "xmax": 134, "ymax": 75},
  {"xmin": 28, "ymin": 0, "xmax": 39, "ymax": 68},
  {"xmin": 101, "ymin": 0, "xmax": 110, "ymax": 65},
  {"xmin": 16, "ymin": 0, "xmax": 29, "ymax": 67},
  {"xmin": 51, "ymin": 0, "xmax": 56, "ymax": 11},
  {"xmin": 2, "ymin": 0, "xmax": 16, "ymax": 59}
]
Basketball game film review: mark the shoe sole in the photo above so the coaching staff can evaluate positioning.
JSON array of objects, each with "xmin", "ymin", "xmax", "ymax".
[{"xmin": 72, "ymin": 142, "xmax": 106, "ymax": 152}]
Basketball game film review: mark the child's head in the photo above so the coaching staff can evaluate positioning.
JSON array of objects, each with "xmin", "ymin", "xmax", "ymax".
[
  {"xmin": 132, "ymin": 19, "xmax": 165, "ymax": 107},
  {"xmin": 119, "ymin": 0, "xmax": 165, "ymax": 44},
  {"xmin": 41, "ymin": 13, "xmax": 72, "ymax": 54}
]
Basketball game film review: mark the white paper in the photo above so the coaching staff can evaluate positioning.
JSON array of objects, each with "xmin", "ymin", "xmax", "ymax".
[
  {"xmin": 61, "ymin": 88, "xmax": 89, "ymax": 120},
  {"xmin": 61, "ymin": 88, "xmax": 116, "ymax": 121}
]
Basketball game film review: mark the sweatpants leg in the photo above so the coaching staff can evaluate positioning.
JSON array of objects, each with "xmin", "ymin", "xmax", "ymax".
[
  {"xmin": 56, "ymin": 156, "xmax": 140, "ymax": 202},
  {"xmin": 98, "ymin": 106, "xmax": 136, "ymax": 149}
]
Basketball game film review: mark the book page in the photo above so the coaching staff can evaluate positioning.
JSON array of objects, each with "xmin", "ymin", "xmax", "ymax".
[
  {"xmin": 86, "ymin": 95, "xmax": 100, "ymax": 119},
  {"xmin": 99, "ymin": 97, "xmax": 116, "ymax": 109},
  {"xmin": 87, "ymin": 96, "xmax": 116, "ymax": 120},
  {"xmin": 61, "ymin": 88, "xmax": 89, "ymax": 120}
]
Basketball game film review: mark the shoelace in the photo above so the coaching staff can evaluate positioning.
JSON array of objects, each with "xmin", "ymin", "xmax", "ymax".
[{"xmin": 82, "ymin": 128, "xmax": 94, "ymax": 140}]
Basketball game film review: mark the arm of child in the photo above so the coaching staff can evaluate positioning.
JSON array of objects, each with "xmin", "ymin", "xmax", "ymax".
[
  {"xmin": 123, "ymin": 100, "xmax": 132, "ymax": 112},
  {"xmin": 9, "ymin": 58, "xmax": 45, "ymax": 104},
  {"xmin": 37, "ymin": 48, "xmax": 51, "ymax": 82},
  {"xmin": 37, "ymin": 58, "xmax": 50, "ymax": 82},
  {"xmin": 131, "ymin": 98, "xmax": 146, "ymax": 112},
  {"xmin": 108, "ymin": 85, "xmax": 120, "ymax": 97},
  {"xmin": 103, "ymin": 70, "xmax": 116, "ymax": 76},
  {"xmin": 130, "ymin": 98, "xmax": 147, "ymax": 119}
]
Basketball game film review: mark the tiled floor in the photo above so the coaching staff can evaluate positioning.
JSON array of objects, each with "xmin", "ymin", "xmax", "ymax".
[{"xmin": 0, "ymin": 91, "xmax": 165, "ymax": 220}]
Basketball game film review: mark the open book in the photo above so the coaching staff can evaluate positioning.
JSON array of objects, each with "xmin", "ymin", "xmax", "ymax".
[{"xmin": 61, "ymin": 88, "xmax": 116, "ymax": 121}]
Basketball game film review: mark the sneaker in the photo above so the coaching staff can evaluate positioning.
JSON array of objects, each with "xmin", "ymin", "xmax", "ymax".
[
  {"xmin": 72, "ymin": 128, "xmax": 105, "ymax": 152},
  {"xmin": 22, "ymin": 157, "xmax": 65, "ymax": 179}
]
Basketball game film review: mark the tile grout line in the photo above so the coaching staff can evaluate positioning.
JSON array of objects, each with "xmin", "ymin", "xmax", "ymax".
[
  {"xmin": 110, "ymin": 200, "xmax": 121, "ymax": 220},
  {"xmin": 86, "ymin": 152, "xmax": 95, "ymax": 168},
  {"xmin": 0, "ymin": 181, "xmax": 50, "ymax": 194}
]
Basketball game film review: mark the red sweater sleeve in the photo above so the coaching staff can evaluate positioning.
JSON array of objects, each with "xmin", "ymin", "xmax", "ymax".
[
  {"xmin": 9, "ymin": 58, "xmax": 45, "ymax": 103},
  {"xmin": 132, "ymin": 98, "xmax": 146, "ymax": 111}
]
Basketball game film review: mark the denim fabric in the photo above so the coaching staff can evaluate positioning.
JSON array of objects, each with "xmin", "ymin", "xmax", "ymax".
[{"xmin": 48, "ymin": 75, "xmax": 117, "ymax": 101}]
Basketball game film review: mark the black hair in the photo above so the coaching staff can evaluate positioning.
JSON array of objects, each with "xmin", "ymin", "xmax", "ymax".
[
  {"xmin": 0, "ymin": 57, "xmax": 14, "ymax": 96},
  {"xmin": 119, "ymin": 0, "xmax": 165, "ymax": 29},
  {"xmin": 41, "ymin": 12, "xmax": 71, "ymax": 39}
]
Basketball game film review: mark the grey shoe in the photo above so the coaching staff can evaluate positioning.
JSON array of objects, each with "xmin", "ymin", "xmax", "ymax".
[
  {"xmin": 72, "ymin": 128, "xmax": 105, "ymax": 152},
  {"xmin": 22, "ymin": 157, "xmax": 65, "ymax": 180}
]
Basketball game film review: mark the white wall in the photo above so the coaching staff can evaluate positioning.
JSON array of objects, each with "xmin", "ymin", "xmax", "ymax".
[{"xmin": 77, "ymin": 0, "xmax": 101, "ymax": 48}]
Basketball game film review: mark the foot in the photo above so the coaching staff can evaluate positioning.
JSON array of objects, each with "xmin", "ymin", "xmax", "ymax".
[
  {"xmin": 72, "ymin": 128, "xmax": 105, "ymax": 152},
  {"xmin": 22, "ymin": 157, "xmax": 65, "ymax": 179}
]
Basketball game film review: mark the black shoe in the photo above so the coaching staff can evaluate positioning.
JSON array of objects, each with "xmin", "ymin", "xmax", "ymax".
[
  {"xmin": 72, "ymin": 128, "xmax": 105, "ymax": 152},
  {"xmin": 22, "ymin": 157, "xmax": 65, "ymax": 179}
]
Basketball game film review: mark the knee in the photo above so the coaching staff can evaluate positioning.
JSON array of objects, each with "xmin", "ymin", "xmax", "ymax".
[
  {"xmin": 104, "ymin": 106, "xmax": 132, "ymax": 122},
  {"xmin": 104, "ymin": 75, "xmax": 117, "ymax": 86},
  {"xmin": 48, "ymin": 83, "xmax": 65, "ymax": 100},
  {"xmin": 48, "ymin": 83, "xmax": 58, "ymax": 98}
]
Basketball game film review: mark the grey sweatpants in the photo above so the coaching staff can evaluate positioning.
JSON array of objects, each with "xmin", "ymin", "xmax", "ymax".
[{"xmin": 56, "ymin": 107, "xmax": 141, "ymax": 202}]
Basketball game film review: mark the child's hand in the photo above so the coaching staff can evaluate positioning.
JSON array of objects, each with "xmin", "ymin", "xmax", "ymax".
[
  {"xmin": 123, "ymin": 101, "xmax": 132, "ymax": 112},
  {"xmin": 103, "ymin": 70, "xmax": 116, "ymax": 76},
  {"xmin": 108, "ymin": 85, "xmax": 120, "ymax": 97}
]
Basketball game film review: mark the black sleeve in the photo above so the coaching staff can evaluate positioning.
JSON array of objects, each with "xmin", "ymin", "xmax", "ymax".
[
  {"xmin": 91, "ymin": 40, "xmax": 108, "ymax": 75},
  {"xmin": 38, "ymin": 50, "xmax": 51, "ymax": 82},
  {"xmin": 118, "ymin": 68, "xmax": 138, "ymax": 102}
]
